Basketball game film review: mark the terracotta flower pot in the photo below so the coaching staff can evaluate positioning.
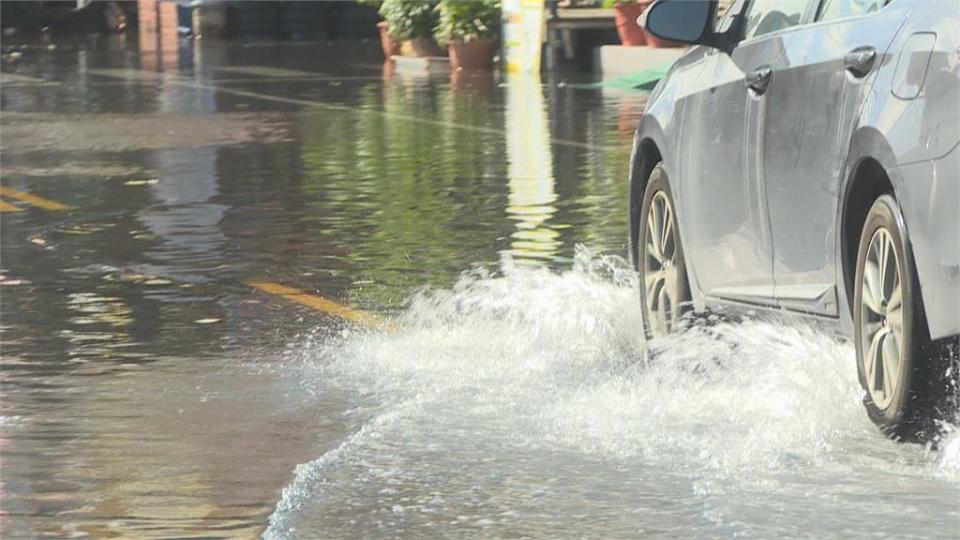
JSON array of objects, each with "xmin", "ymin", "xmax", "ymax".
[
  {"xmin": 377, "ymin": 21, "xmax": 401, "ymax": 58},
  {"xmin": 448, "ymin": 39, "xmax": 497, "ymax": 70},
  {"xmin": 401, "ymin": 38, "xmax": 446, "ymax": 57},
  {"xmin": 614, "ymin": 2, "xmax": 650, "ymax": 46}
]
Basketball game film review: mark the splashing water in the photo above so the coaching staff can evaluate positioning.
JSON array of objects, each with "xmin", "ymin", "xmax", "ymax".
[{"xmin": 266, "ymin": 249, "xmax": 959, "ymax": 539}]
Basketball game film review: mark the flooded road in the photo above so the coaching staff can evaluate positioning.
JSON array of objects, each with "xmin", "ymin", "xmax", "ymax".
[{"xmin": 1, "ymin": 37, "xmax": 958, "ymax": 538}]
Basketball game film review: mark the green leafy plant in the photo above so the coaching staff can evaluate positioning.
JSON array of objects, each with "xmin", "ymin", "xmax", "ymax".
[
  {"xmin": 435, "ymin": 0, "xmax": 501, "ymax": 45},
  {"xmin": 356, "ymin": 0, "xmax": 384, "ymax": 9},
  {"xmin": 379, "ymin": 0, "xmax": 440, "ymax": 40}
]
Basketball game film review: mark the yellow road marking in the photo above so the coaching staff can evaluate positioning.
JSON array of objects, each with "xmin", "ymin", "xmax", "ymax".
[
  {"xmin": 246, "ymin": 280, "xmax": 397, "ymax": 332},
  {"xmin": 0, "ymin": 200, "xmax": 24, "ymax": 212},
  {"xmin": 0, "ymin": 186, "xmax": 70, "ymax": 211}
]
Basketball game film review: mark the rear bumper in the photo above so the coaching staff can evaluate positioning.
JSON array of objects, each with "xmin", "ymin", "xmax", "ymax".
[{"xmin": 897, "ymin": 141, "xmax": 960, "ymax": 340}]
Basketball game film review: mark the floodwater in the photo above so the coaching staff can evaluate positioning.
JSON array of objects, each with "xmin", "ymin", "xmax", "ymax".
[{"xmin": 1, "ymin": 36, "xmax": 957, "ymax": 539}]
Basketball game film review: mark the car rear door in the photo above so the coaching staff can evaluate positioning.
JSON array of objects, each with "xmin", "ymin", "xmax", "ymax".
[{"xmin": 759, "ymin": 0, "xmax": 918, "ymax": 316}]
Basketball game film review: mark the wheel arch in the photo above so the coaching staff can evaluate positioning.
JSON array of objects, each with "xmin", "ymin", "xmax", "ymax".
[
  {"xmin": 840, "ymin": 157, "xmax": 896, "ymax": 318},
  {"xmin": 629, "ymin": 115, "xmax": 669, "ymax": 270},
  {"xmin": 839, "ymin": 127, "xmax": 907, "ymax": 323}
]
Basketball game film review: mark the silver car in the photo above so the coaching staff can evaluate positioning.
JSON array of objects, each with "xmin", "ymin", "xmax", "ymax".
[{"xmin": 629, "ymin": 0, "xmax": 959, "ymax": 439}]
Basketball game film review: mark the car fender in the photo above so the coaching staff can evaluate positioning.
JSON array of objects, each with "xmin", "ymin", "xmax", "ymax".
[
  {"xmin": 630, "ymin": 51, "xmax": 714, "ymax": 312},
  {"xmin": 628, "ymin": 114, "xmax": 667, "ymax": 269},
  {"xmin": 631, "ymin": 112, "xmax": 708, "ymax": 312},
  {"xmin": 839, "ymin": 125, "xmax": 959, "ymax": 340}
]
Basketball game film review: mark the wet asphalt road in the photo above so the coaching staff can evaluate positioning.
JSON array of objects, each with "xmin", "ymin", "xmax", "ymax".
[
  {"xmin": 1, "ymin": 35, "xmax": 639, "ymax": 537},
  {"xmin": 3, "ymin": 35, "xmax": 959, "ymax": 540}
]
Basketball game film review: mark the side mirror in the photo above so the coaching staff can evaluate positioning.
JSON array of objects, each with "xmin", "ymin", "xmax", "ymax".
[{"xmin": 641, "ymin": 0, "xmax": 739, "ymax": 53}]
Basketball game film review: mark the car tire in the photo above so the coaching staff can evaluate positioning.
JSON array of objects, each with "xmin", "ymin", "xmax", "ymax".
[
  {"xmin": 637, "ymin": 164, "xmax": 692, "ymax": 340},
  {"xmin": 853, "ymin": 194, "xmax": 940, "ymax": 440}
]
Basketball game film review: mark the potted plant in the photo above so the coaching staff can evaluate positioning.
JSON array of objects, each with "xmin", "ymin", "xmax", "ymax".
[
  {"xmin": 435, "ymin": 0, "xmax": 501, "ymax": 70},
  {"xmin": 603, "ymin": 0, "xmax": 650, "ymax": 47},
  {"xmin": 379, "ymin": 0, "xmax": 444, "ymax": 57}
]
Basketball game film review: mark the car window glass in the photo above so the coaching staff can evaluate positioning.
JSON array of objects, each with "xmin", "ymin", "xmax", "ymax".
[
  {"xmin": 817, "ymin": 0, "xmax": 888, "ymax": 22},
  {"xmin": 744, "ymin": 0, "xmax": 807, "ymax": 39},
  {"xmin": 716, "ymin": 0, "xmax": 746, "ymax": 32}
]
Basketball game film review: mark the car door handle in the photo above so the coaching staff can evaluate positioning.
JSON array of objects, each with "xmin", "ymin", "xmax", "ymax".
[
  {"xmin": 745, "ymin": 66, "xmax": 772, "ymax": 94},
  {"xmin": 844, "ymin": 46, "xmax": 877, "ymax": 78}
]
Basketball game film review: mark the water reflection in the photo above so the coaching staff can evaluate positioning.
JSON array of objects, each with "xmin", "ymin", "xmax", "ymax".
[
  {"xmin": 1, "ymin": 35, "xmax": 643, "ymax": 538},
  {"xmin": 505, "ymin": 73, "xmax": 559, "ymax": 262},
  {"xmin": 139, "ymin": 148, "xmax": 227, "ymax": 284}
]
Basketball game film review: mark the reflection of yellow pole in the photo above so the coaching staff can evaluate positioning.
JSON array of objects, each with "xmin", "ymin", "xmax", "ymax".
[{"xmin": 505, "ymin": 73, "xmax": 558, "ymax": 262}]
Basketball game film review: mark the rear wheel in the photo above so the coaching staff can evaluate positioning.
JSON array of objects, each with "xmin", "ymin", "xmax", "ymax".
[
  {"xmin": 637, "ymin": 164, "xmax": 691, "ymax": 339},
  {"xmin": 854, "ymin": 195, "xmax": 939, "ymax": 439}
]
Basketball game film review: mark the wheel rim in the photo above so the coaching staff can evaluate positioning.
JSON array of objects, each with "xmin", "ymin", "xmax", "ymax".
[
  {"xmin": 643, "ymin": 191, "xmax": 681, "ymax": 337},
  {"xmin": 859, "ymin": 228, "xmax": 904, "ymax": 409}
]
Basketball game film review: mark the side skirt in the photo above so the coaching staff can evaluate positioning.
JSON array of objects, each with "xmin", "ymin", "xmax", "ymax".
[{"xmin": 702, "ymin": 295, "xmax": 847, "ymax": 339}]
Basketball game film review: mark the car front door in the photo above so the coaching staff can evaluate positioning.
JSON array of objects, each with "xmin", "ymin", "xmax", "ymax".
[
  {"xmin": 681, "ymin": 0, "xmax": 811, "ymax": 306},
  {"xmin": 760, "ymin": 0, "xmax": 917, "ymax": 315}
]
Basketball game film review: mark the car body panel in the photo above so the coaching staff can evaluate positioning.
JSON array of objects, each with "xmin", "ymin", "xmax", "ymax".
[
  {"xmin": 847, "ymin": 1, "xmax": 960, "ymax": 339},
  {"xmin": 895, "ymin": 140, "xmax": 960, "ymax": 340},
  {"xmin": 631, "ymin": 0, "xmax": 959, "ymax": 341},
  {"xmin": 634, "ymin": 47, "xmax": 709, "ymax": 309}
]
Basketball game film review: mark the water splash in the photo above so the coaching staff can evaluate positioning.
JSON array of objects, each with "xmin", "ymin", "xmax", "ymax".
[{"xmin": 266, "ymin": 249, "xmax": 959, "ymax": 539}]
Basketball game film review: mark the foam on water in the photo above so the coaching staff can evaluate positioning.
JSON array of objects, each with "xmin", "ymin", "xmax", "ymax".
[{"xmin": 266, "ymin": 249, "xmax": 959, "ymax": 539}]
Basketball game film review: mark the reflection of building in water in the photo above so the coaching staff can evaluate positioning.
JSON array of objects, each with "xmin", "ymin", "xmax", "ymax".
[
  {"xmin": 504, "ymin": 73, "xmax": 559, "ymax": 263},
  {"xmin": 136, "ymin": 46, "xmax": 227, "ymax": 283},
  {"xmin": 139, "ymin": 147, "xmax": 227, "ymax": 283}
]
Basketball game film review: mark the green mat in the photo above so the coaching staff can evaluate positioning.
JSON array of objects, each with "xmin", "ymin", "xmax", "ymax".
[{"xmin": 564, "ymin": 61, "xmax": 673, "ymax": 91}]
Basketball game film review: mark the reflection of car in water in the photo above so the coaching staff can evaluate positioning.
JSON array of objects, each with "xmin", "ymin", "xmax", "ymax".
[{"xmin": 628, "ymin": 0, "xmax": 958, "ymax": 439}]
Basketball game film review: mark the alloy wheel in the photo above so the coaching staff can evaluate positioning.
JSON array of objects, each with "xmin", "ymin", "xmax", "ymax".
[
  {"xmin": 643, "ymin": 191, "xmax": 681, "ymax": 337},
  {"xmin": 859, "ymin": 227, "xmax": 904, "ymax": 409}
]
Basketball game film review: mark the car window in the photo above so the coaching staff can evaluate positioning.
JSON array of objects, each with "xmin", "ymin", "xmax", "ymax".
[
  {"xmin": 716, "ymin": 0, "xmax": 746, "ymax": 32},
  {"xmin": 817, "ymin": 0, "xmax": 888, "ymax": 22},
  {"xmin": 744, "ymin": 0, "xmax": 808, "ymax": 39}
]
